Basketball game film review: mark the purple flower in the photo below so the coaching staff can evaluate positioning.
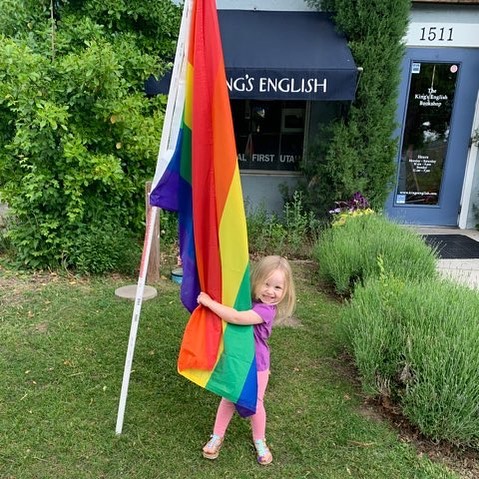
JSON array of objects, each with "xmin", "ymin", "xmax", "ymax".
[{"xmin": 330, "ymin": 192, "xmax": 370, "ymax": 215}]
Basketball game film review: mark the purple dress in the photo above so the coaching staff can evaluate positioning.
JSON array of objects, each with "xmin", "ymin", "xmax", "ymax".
[{"xmin": 252, "ymin": 302, "xmax": 277, "ymax": 371}]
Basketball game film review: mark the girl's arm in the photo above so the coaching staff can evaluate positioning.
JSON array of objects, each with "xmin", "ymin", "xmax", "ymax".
[{"xmin": 197, "ymin": 292, "xmax": 263, "ymax": 325}]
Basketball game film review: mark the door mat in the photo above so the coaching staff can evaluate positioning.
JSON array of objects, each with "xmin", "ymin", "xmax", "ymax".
[{"xmin": 423, "ymin": 234, "xmax": 479, "ymax": 259}]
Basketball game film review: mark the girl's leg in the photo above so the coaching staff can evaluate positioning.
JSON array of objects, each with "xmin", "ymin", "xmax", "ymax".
[
  {"xmin": 203, "ymin": 398, "xmax": 236, "ymax": 459},
  {"xmin": 213, "ymin": 397, "xmax": 236, "ymax": 437},
  {"xmin": 251, "ymin": 370, "xmax": 270, "ymax": 440}
]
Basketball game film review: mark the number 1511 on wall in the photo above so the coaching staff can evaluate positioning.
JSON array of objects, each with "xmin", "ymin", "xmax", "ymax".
[{"xmin": 420, "ymin": 26, "xmax": 454, "ymax": 42}]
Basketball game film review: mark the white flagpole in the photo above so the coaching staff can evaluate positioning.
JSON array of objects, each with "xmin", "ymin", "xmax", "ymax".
[
  {"xmin": 115, "ymin": 205, "xmax": 158, "ymax": 435},
  {"xmin": 115, "ymin": 0, "xmax": 193, "ymax": 435}
]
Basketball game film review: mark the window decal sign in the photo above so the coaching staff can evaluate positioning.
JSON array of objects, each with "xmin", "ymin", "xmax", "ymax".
[{"xmin": 395, "ymin": 62, "xmax": 459, "ymax": 206}]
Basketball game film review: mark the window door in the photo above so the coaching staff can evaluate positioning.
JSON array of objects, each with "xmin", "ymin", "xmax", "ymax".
[{"xmin": 386, "ymin": 48, "xmax": 479, "ymax": 226}]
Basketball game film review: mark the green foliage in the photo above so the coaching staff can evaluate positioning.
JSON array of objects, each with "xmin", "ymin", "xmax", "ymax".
[
  {"xmin": 62, "ymin": 0, "xmax": 180, "ymax": 54},
  {"xmin": 0, "ymin": 0, "xmax": 50, "ymax": 40},
  {"xmin": 159, "ymin": 209, "xmax": 179, "ymax": 248},
  {"xmin": 246, "ymin": 191, "xmax": 321, "ymax": 258},
  {"xmin": 283, "ymin": 191, "xmax": 321, "ymax": 253},
  {"xmin": 344, "ymin": 275, "xmax": 479, "ymax": 448},
  {"xmin": 0, "ymin": 0, "xmax": 181, "ymax": 271},
  {"xmin": 304, "ymin": 0, "xmax": 410, "ymax": 214},
  {"xmin": 67, "ymin": 219, "xmax": 142, "ymax": 275},
  {"xmin": 246, "ymin": 204, "xmax": 286, "ymax": 255},
  {"xmin": 313, "ymin": 214, "xmax": 438, "ymax": 295}
]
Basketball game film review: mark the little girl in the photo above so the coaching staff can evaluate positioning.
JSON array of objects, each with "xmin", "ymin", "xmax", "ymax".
[{"xmin": 197, "ymin": 255, "xmax": 296, "ymax": 465}]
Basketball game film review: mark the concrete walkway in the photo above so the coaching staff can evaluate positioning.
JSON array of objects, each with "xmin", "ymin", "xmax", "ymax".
[{"xmin": 414, "ymin": 227, "xmax": 479, "ymax": 290}]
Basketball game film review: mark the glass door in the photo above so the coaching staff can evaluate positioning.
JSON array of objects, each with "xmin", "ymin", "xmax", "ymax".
[
  {"xmin": 395, "ymin": 62, "xmax": 457, "ymax": 207},
  {"xmin": 386, "ymin": 48, "xmax": 479, "ymax": 225}
]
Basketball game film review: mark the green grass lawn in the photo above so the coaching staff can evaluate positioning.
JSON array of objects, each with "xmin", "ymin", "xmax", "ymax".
[{"xmin": 0, "ymin": 262, "xmax": 459, "ymax": 478}]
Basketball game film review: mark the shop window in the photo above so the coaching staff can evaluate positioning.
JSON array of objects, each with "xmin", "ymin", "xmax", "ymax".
[{"xmin": 231, "ymin": 100, "xmax": 306, "ymax": 172}]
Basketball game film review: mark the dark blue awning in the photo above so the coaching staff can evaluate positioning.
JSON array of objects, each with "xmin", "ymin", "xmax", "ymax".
[
  {"xmin": 219, "ymin": 10, "xmax": 358, "ymax": 101},
  {"xmin": 146, "ymin": 10, "xmax": 359, "ymax": 101}
]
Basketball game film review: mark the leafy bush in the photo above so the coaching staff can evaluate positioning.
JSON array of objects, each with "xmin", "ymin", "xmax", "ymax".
[
  {"xmin": 246, "ymin": 203, "xmax": 286, "ymax": 256},
  {"xmin": 0, "ymin": 1, "xmax": 180, "ymax": 271},
  {"xmin": 313, "ymin": 213, "xmax": 438, "ymax": 295},
  {"xmin": 68, "ymin": 220, "xmax": 141, "ymax": 275},
  {"xmin": 246, "ymin": 191, "xmax": 321, "ymax": 258},
  {"xmin": 343, "ymin": 275, "xmax": 479, "ymax": 448}
]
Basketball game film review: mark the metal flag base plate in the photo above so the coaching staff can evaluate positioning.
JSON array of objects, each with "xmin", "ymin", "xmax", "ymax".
[{"xmin": 114, "ymin": 285, "xmax": 158, "ymax": 301}]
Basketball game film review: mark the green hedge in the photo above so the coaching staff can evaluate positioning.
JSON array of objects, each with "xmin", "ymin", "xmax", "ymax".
[
  {"xmin": 0, "ymin": 1, "xmax": 180, "ymax": 271},
  {"xmin": 343, "ymin": 276, "xmax": 479, "ymax": 448},
  {"xmin": 313, "ymin": 213, "xmax": 438, "ymax": 295}
]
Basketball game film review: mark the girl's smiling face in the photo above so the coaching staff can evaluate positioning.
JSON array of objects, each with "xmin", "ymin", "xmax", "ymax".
[{"xmin": 256, "ymin": 269, "xmax": 286, "ymax": 305}]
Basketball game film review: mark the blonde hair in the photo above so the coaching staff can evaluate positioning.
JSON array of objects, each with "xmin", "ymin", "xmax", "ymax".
[{"xmin": 251, "ymin": 255, "xmax": 296, "ymax": 320}]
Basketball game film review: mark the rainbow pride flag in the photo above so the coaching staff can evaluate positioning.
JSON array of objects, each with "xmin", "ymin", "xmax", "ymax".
[{"xmin": 150, "ymin": 0, "xmax": 257, "ymax": 416}]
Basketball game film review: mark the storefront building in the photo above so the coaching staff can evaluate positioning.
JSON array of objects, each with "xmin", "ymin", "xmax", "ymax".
[
  {"xmin": 152, "ymin": 0, "xmax": 359, "ymax": 214},
  {"xmin": 385, "ymin": 0, "xmax": 479, "ymax": 228},
  {"xmin": 216, "ymin": 0, "xmax": 358, "ymax": 214},
  {"xmin": 165, "ymin": 0, "xmax": 479, "ymax": 227}
]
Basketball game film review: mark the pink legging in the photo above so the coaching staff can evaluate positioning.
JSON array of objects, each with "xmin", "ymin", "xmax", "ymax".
[{"xmin": 213, "ymin": 370, "xmax": 270, "ymax": 440}]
